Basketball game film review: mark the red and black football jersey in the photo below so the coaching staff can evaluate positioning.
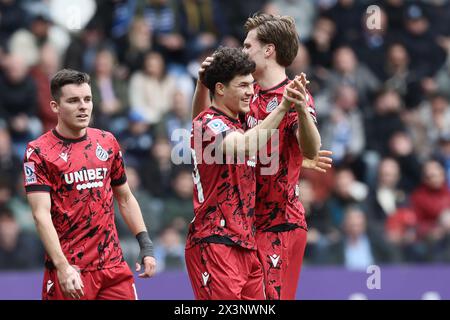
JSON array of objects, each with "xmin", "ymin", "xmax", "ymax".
[
  {"xmin": 23, "ymin": 128, "xmax": 127, "ymax": 271},
  {"xmin": 187, "ymin": 107, "xmax": 257, "ymax": 250},
  {"xmin": 246, "ymin": 78, "xmax": 317, "ymax": 231}
]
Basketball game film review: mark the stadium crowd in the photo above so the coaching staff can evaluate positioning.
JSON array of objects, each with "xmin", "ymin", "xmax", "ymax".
[{"xmin": 0, "ymin": 0, "xmax": 450, "ymax": 272}]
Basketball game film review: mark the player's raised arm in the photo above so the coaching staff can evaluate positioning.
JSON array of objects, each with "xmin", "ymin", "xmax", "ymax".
[
  {"xmin": 192, "ymin": 56, "xmax": 214, "ymax": 119},
  {"xmin": 113, "ymin": 182, "xmax": 156, "ymax": 278},
  {"xmin": 223, "ymin": 78, "xmax": 306, "ymax": 157},
  {"xmin": 27, "ymin": 192, "xmax": 84, "ymax": 299},
  {"xmin": 293, "ymin": 74, "xmax": 321, "ymax": 160}
]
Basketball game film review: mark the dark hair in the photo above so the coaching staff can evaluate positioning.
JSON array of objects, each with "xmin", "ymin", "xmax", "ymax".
[
  {"xmin": 203, "ymin": 47, "xmax": 255, "ymax": 94},
  {"xmin": 244, "ymin": 13, "xmax": 299, "ymax": 67},
  {"xmin": 50, "ymin": 69, "xmax": 91, "ymax": 102}
]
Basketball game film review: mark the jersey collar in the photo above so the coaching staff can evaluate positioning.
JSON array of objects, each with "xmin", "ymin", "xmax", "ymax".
[
  {"xmin": 52, "ymin": 128, "xmax": 88, "ymax": 143},
  {"xmin": 259, "ymin": 78, "xmax": 289, "ymax": 95}
]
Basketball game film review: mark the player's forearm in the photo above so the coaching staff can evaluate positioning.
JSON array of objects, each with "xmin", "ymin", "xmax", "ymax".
[
  {"xmin": 240, "ymin": 104, "xmax": 289, "ymax": 156},
  {"xmin": 297, "ymin": 109, "xmax": 321, "ymax": 159},
  {"xmin": 33, "ymin": 210, "xmax": 69, "ymax": 270},
  {"xmin": 192, "ymin": 80, "xmax": 211, "ymax": 120},
  {"xmin": 117, "ymin": 194, "xmax": 147, "ymax": 236}
]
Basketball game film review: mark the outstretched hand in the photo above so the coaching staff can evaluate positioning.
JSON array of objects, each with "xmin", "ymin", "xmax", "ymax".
[{"xmin": 302, "ymin": 150, "xmax": 333, "ymax": 173}]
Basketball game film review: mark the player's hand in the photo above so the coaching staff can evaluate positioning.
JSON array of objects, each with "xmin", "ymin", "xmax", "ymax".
[
  {"xmin": 302, "ymin": 150, "xmax": 333, "ymax": 173},
  {"xmin": 198, "ymin": 56, "xmax": 214, "ymax": 85},
  {"xmin": 136, "ymin": 256, "xmax": 157, "ymax": 278},
  {"xmin": 57, "ymin": 264, "xmax": 84, "ymax": 300},
  {"xmin": 281, "ymin": 76, "xmax": 306, "ymax": 111}
]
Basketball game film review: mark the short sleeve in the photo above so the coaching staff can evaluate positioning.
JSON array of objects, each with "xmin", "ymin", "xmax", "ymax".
[
  {"xmin": 110, "ymin": 135, "xmax": 127, "ymax": 186},
  {"xmin": 23, "ymin": 145, "xmax": 52, "ymax": 193}
]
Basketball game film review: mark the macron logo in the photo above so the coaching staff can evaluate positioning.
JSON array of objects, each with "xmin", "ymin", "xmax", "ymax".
[
  {"xmin": 26, "ymin": 148, "xmax": 34, "ymax": 160},
  {"xmin": 201, "ymin": 272, "xmax": 210, "ymax": 286},
  {"xmin": 269, "ymin": 254, "xmax": 280, "ymax": 268},
  {"xmin": 59, "ymin": 152, "xmax": 68, "ymax": 162},
  {"xmin": 46, "ymin": 280, "xmax": 54, "ymax": 293}
]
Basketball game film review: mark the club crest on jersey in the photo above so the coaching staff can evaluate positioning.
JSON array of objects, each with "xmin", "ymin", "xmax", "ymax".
[
  {"xmin": 24, "ymin": 162, "xmax": 37, "ymax": 185},
  {"xmin": 96, "ymin": 143, "xmax": 109, "ymax": 161},
  {"xmin": 207, "ymin": 119, "xmax": 229, "ymax": 134},
  {"xmin": 266, "ymin": 97, "xmax": 279, "ymax": 112}
]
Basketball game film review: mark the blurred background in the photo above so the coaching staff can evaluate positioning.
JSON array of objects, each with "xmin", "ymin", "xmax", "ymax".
[{"xmin": 0, "ymin": 0, "xmax": 450, "ymax": 299}]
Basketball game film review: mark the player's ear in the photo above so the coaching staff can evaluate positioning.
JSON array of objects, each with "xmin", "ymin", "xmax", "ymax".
[
  {"xmin": 265, "ymin": 43, "xmax": 275, "ymax": 58},
  {"xmin": 215, "ymin": 82, "xmax": 225, "ymax": 96},
  {"xmin": 50, "ymin": 100, "xmax": 59, "ymax": 114}
]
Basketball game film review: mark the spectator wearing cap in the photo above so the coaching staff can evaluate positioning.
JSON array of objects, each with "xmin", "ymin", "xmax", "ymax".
[{"xmin": 399, "ymin": 3, "xmax": 446, "ymax": 104}]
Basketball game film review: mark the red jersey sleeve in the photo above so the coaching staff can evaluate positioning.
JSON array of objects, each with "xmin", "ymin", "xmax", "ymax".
[
  {"xmin": 23, "ymin": 144, "xmax": 52, "ymax": 193},
  {"xmin": 110, "ymin": 135, "xmax": 127, "ymax": 186}
]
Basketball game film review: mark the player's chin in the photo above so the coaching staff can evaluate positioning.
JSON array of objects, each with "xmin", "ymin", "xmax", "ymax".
[{"xmin": 239, "ymin": 101, "xmax": 250, "ymax": 113}]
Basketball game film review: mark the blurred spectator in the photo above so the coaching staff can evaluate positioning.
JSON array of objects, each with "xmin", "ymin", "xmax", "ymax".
[
  {"xmin": 141, "ymin": 137, "xmax": 174, "ymax": 198},
  {"xmin": 63, "ymin": 19, "xmax": 109, "ymax": 73},
  {"xmin": 383, "ymin": 42, "xmax": 422, "ymax": 107},
  {"xmin": 143, "ymin": 0, "xmax": 186, "ymax": 64},
  {"xmin": 367, "ymin": 158, "xmax": 407, "ymax": 227},
  {"xmin": 379, "ymin": 0, "xmax": 407, "ymax": 32},
  {"xmin": 320, "ymin": 84, "xmax": 365, "ymax": 169},
  {"xmin": 156, "ymin": 88, "xmax": 192, "ymax": 144},
  {"xmin": 117, "ymin": 16, "xmax": 153, "ymax": 74},
  {"xmin": 300, "ymin": 179, "xmax": 339, "ymax": 265},
  {"xmin": 114, "ymin": 165, "xmax": 163, "ymax": 238},
  {"xmin": 304, "ymin": 16, "xmax": 337, "ymax": 70},
  {"xmin": 433, "ymin": 133, "xmax": 450, "ymax": 189},
  {"xmin": 351, "ymin": 6, "xmax": 393, "ymax": 81},
  {"xmin": 129, "ymin": 50, "xmax": 177, "ymax": 124},
  {"xmin": 399, "ymin": 3, "xmax": 446, "ymax": 89},
  {"xmin": 29, "ymin": 43, "xmax": 60, "ymax": 133},
  {"xmin": 91, "ymin": 47, "xmax": 129, "ymax": 134},
  {"xmin": 411, "ymin": 160, "xmax": 450, "ymax": 239},
  {"xmin": 323, "ymin": 167, "xmax": 368, "ymax": 228},
  {"xmin": 366, "ymin": 88, "xmax": 406, "ymax": 157},
  {"xmin": 0, "ymin": 206, "xmax": 44, "ymax": 270},
  {"xmin": 8, "ymin": 10, "xmax": 70, "ymax": 67},
  {"xmin": 221, "ymin": 0, "xmax": 269, "ymax": 42},
  {"xmin": 328, "ymin": 206, "xmax": 399, "ymax": 270},
  {"xmin": 0, "ymin": 54, "xmax": 41, "ymax": 158},
  {"xmin": 325, "ymin": 46, "xmax": 380, "ymax": 107},
  {"xmin": 154, "ymin": 226, "xmax": 186, "ymax": 272},
  {"xmin": 0, "ymin": 126, "xmax": 21, "ymax": 182},
  {"xmin": 8, "ymin": 176, "xmax": 35, "ymax": 235},
  {"xmin": 118, "ymin": 110, "xmax": 155, "ymax": 165},
  {"xmin": 264, "ymin": 0, "xmax": 317, "ymax": 41},
  {"xmin": 410, "ymin": 93, "xmax": 450, "ymax": 160},
  {"xmin": 0, "ymin": 0, "xmax": 28, "ymax": 48},
  {"xmin": 429, "ymin": 209, "xmax": 450, "ymax": 262},
  {"xmin": 322, "ymin": 0, "xmax": 365, "ymax": 45},
  {"xmin": 388, "ymin": 131, "xmax": 422, "ymax": 193},
  {"xmin": 174, "ymin": 0, "xmax": 230, "ymax": 61},
  {"xmin": 162, "ymin": 166, "xmax": 193, "ymax": 235}
]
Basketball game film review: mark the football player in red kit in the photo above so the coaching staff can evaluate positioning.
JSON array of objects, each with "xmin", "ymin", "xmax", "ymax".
[
  {"xmin": 191, "ymin": 14, "xmax": 324, "ymax": 300},
  {"xmin": 186, "ymin": 47, "xmax": 308, "ymax": 300},
  {"xmin": 23, "ymin": 69, "xmax": 156, "ymax": 300}
]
